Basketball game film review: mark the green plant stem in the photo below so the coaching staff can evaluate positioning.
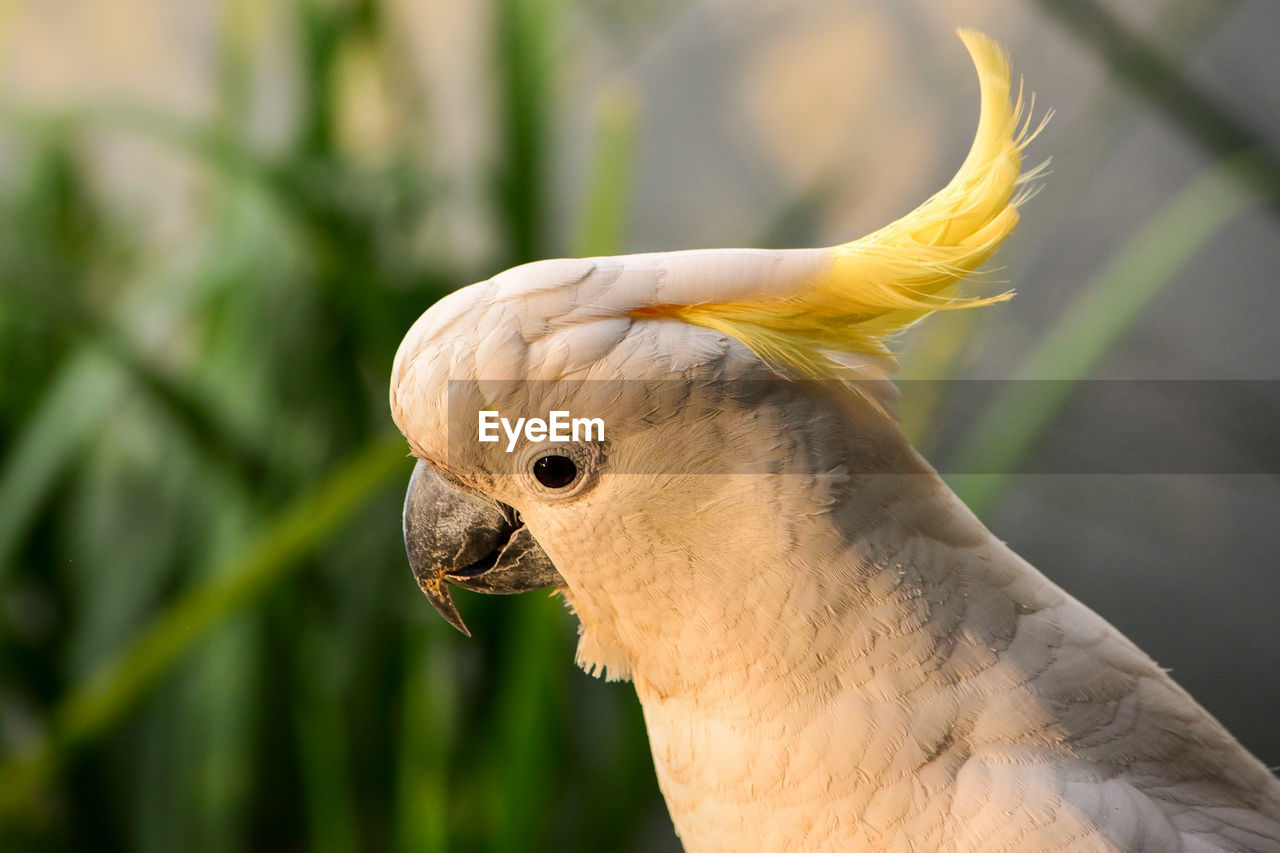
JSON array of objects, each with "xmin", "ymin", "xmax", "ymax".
[
  {"xmin": 486, "ymin": 595, "xmax": 570, "ymax": 853},
  {"xmin": 496, "ymin": 0, "xmax": 564, "ymax": 263},
  {"xmin": 0, "ymin": 435, "xmax": 410, "ymax": 820},
  {"xmin": 575, "ymin": 85, "xmax": 641, "ymax": 258},
  {"xmin": 0, "ymin": 354, "xmax": 122, "ymax": 579},
  {"xmin": 950, "ymin": 154, "xmax": 1264, "ymax": 516},
  {"xmin": 393, "ymin": 638, "xmax": 457, "ymax": 853},
  {"xmin": 1034, "ymin": 0, "xmax": 1280, "ymax": 211}
]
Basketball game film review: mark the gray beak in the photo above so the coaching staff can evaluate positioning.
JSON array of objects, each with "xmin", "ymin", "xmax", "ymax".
[{"xmin": 403, "ymin": 459, "xmax": 564, "ymax": 636}]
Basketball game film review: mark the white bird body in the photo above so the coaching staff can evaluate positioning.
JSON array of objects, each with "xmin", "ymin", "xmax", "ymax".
[
  {"xmin": 390, "ymin": 31, "xmax": 1280, "ymax": 852},
  {"xmin": 558, "ymin": 434, "xmax": 1280, "ymax": 852}
]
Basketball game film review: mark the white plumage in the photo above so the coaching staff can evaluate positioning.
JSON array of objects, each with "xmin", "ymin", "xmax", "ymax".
[{"xmin": 390, "ymin": 31, "xmax": 1280, "ymax": 852}]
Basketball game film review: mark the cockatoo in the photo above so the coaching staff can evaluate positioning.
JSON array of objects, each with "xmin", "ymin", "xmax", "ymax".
[{"xmin": 390, "ymin": 30, "xmax": 1280, "ymax": 852}]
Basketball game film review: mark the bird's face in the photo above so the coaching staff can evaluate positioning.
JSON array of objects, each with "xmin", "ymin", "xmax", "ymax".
[
  {"xmin": 396, "ymin": 363, "xmax": 787, "ymax": 637},
  {"xmin": 389, "ymin": 24, "xmax": 1033, "ymax": 708},
  {"xmin": 392, "ymin": 298, "xmax": 904, "ymax": 672},
  {"xmin": 390, "ymin": 24, "xmax": 1029, "ymax": 660}
]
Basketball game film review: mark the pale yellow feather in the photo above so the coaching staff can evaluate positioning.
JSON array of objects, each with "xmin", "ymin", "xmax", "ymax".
[{"xmin": 635, "ymin": 29, "xmax": 1041, "ymax": 376}]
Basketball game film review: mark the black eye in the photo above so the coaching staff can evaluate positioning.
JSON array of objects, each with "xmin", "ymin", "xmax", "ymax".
[{"xmin": 533, "ymin": 454, "xmax": 577, "ymax": 489}]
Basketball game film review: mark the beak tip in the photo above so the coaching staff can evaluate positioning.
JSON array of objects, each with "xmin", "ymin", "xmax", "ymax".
[{"xmin": 417, "ymin": 575, "xmax": 472, "ymax": 638}]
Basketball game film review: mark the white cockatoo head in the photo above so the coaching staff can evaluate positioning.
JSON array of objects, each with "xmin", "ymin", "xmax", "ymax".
[{"xmin": 390, "ymin": 30, "xmax": 1041, "ymax": 681}]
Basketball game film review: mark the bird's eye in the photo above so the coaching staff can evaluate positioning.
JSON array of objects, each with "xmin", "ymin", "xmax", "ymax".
[{"xmin": 532, "ymin": 454, "xmax": 578, "ymax": 489}]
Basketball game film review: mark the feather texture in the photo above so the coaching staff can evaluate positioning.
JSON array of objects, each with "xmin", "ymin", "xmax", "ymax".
[
  {"xmin": 388, "ymin": 29, "xmax": 1280, "ymax": 852},
  {"xmin": 633, "ymin": 29, "xmax": 1042, "ymax": 375}
]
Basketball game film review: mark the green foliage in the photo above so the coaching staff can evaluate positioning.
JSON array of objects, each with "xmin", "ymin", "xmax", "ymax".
[
  {"xmin": 0, "ymin": 2, "xmax": 1265, "ymax": 851},
  {"xmin": 948, "ymin": 153, "xmax": 1264, "ymax": 515},
  {"xmin": 0, "ymin": 1, "xmax": 670, "ymax": 849}
]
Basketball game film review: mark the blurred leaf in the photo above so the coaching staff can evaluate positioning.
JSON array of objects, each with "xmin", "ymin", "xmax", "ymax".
[
  {"xmin": 949, "ymin": 153, "xmax": 1265, "ymax": 515},
  {"xmin": 294, "ymin": 624, "xmax": 361, "ymax": 853},
  {"xmin": 902, "ymin": 0, "xmax": 1240, "ymax": 454},
  {"xmin": 0, "ymin": 437, "xmax": 409, "ymax": 821},
  {"xmin": 0, "ymin": 101, "xmax": 282, "ymax": 201},
  {"xmin": 1035, "ymin": 0, "xmax": 1280, "ymax": 211},
  {"xmin": 483, "ymin": 595, "xmax": 573, "ymax": 853},
  {"xmin": 575, "ymin": 84, "xmax": 642, "ymax": 257},
  {"xmin": 897, "ymin": 309, "xmax": 983, "ymax": 450},
  {"xmin": 496, "ymin": 0, "xmax": 566, "ymax": 263},
  {"xmin": 0, "ymin": 352, "xmax": 122, "ymax": 579},
  {"xmin": 393, "ymin": 634, "xmax": 457, "ymax": 853}
]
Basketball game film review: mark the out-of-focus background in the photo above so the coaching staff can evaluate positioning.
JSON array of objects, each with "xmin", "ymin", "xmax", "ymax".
[{"xmin": 0, "ymin": 0, "xmax": 1276, "ymax": 850}]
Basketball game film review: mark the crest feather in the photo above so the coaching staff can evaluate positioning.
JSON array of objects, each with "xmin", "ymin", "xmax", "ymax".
[{"xmin": 641, "ymin": 29, "xmax": 1042, "ymax": 377}]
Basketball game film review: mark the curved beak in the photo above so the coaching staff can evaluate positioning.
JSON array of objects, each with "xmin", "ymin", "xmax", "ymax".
[{"xmin": 403, "ymin": 459, "xmax": 564, "ymax": 636}]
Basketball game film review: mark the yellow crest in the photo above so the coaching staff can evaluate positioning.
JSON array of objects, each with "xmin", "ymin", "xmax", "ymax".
[{"xmin": 637, "ymin": 30, "xmax": 1044, "ymax": 376}]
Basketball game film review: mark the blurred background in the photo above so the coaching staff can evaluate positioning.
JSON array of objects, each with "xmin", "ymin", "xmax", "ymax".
[{"xmin": 0, "ymin": 0, "xmax": 1277, "ymax": 850}]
